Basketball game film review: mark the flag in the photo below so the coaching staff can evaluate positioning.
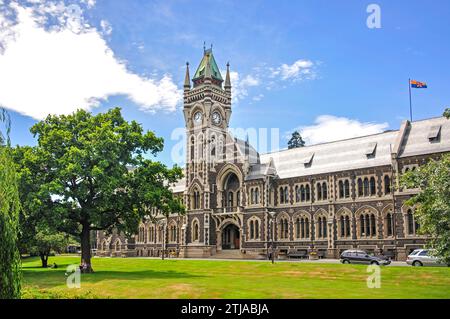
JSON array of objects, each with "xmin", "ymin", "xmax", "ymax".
[{"xmin": 410, "ymin": 79, "xmax": 427, "ymax": 88}]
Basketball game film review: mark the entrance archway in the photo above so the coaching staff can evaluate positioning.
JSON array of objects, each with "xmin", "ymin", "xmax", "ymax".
[{"xmin": 222, "ymin": 224, "xmax": 240, "ymax": 250}]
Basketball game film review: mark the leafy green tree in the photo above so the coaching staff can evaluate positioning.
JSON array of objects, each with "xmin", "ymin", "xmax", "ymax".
[
  {"xmin": 401, "ymin": 154, "xmax": 450, "ymax": 264},
  {"xmin": 26, "ymin": 108, "xmax": 184, "ymax": 272},
  {"xmin": 27, "ymin": 227, "xmax": 69, "ymax": 268},
  {"xmin": 444, "ymin": 108, "xmax": 450, "ymax": 119},
  {"xmin": 0, "ymin": 108, "xmax": 21, "ymax": 299},
  {"xmin": 288, "ymin": 131, "xmax": 306, "ymax": 149}
]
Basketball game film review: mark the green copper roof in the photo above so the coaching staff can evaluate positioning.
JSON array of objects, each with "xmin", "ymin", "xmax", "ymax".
[{"xmin": 193, "ymin": 48, "xmax": 223, "ymax": 81}]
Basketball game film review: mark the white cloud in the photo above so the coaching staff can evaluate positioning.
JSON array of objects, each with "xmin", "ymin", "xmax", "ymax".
[
  {"xmin": 100, "ymin": 19, "xmax": 112, "ymax": 36},
  {"xmin": 0, "ymin": 2, "xmax": 181, "ymax": 120},
  {"xmin": 291, "ymin": 115, "xmax": 389, "ymax": 145},
  {"xmin": 222, "ymin": 71, "xmax": 260, "ymax": 104},
  {"xmin": 271, "ymin": 59, "xmax": 315, "ymax": 81}
]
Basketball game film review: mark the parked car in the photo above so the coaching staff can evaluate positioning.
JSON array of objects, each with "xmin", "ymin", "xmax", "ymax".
[
  {"xmin": 406, "ymin": 249, "xmax": 448, "ymax": 267},
  {"xmin": 340, "ymin": 249, "xmax": 391, "ymax": 265}
]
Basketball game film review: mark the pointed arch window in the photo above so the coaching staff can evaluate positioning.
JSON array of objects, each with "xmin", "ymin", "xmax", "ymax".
[
  {"xmin": 384, "ymin": 175, "xmax": 391, "ymax": 195},
  {"xmin": 358, "ymin": 178, "xmax": 363, "ymax": 197},
  {"xmin": 305, "ymin": 184, "xmax": 311, "ymax": 201},
  {"xmin": 370, "ymin": 177, "xmax": 376, "ymax": 196}
]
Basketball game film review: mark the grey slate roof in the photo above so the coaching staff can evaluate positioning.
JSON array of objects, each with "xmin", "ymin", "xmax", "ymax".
[
  {"xmin": 170, "ymin": 116, "xmax": 450, "ymax": 190},
  {"xmin": 259, "ymin": 130, "xmax": 398, "ymax": 179},
  {"xmin": 398, "ymin": 116, "xmax": 450, "ymax": 158},
  {"xmin": 259, "ymin": 116, "xmax": 450, "ymax": 179}
]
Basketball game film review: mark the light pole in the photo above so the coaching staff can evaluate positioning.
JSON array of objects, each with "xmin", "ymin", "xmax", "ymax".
[{"xmin": 268, "ymin": 211, "xmax": 276, "ymax": 264}]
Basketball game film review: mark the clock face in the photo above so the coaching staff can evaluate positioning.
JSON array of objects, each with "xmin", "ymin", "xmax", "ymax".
[
  {"xmin": 212, "ymin": 111, "xmax": 222, "ymax": 125},
  {"xmin": 193, "ymin": 111, "xmax": 202, "ymax": 124}
]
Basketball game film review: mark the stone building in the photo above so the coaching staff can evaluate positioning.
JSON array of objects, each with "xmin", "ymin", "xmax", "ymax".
[{"xmin": 97, "ymin": 48, "xmax": 450, "ymax": 261}]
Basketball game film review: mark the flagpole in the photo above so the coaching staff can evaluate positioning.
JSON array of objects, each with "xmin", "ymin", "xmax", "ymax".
[{"xmin": 409, "ymin": 78, "xmax": 413, "ymax": 122}]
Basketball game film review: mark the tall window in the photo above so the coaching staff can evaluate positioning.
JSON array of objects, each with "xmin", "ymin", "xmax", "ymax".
[
  {"xmin": 279, "ymin": 217, "xmax": 289, "ymax": 239},
  {"xmin": 192, "ymin": 220, "xmax": 199, "ymax": 242},
  {"xmin": 300, "ymin": 185, "xmax": 306, "ymax": 201},
  {"xmin": 322, "ymin": 182, "xmax": 328, "ymax": 200},
  {"xmin": 249, "ymin": 219, "xmax": 260, "ymax": 240},
  {"xmin": 295, "ymin": 185, "xmax": 300, "ymax": 202},
  {"xmin": 305, "ymin": 184, "xmax": 311, "ymax": 201},
  {"xmin": 344, "ymin": 180, "xmax": 350, "ymax": 198},
  {"xmin": 295, "ymin": 216, "xmax": 310, "ymax": 239},
  {"xmin": 369, "ymin": 177, "xmax": 376, "ymax": 196},
  {"xmin": 407, "ymin": 209, "xmax": 419, "ymax": 235},
  {"xmin": 386, "ymin": 213, "xmax": 393, "ymax": 237},
  {"xmin": 279, "ymin": 186, "xmax": 289, "ymax": 204},
  {"xmin": 316, "ymin": 183, "xmax": 322, "ymax": 201},
  {"xmin": 193, "ymin": 191, "xmax": 200, "ymax": 209},
  {"xmin": 359, "ymin": 212, "xmax": 377, "ymax": 237},
  {"xmin": 190, "ymin": 136, "xmax": 195, "ymax": 161},
  {"xmin": 358, "ymin": 178, "xmax": 363, "ymax": 197},
  {"xmin": 384, "ymin": 175, "xmax": 391, "ymax": 195},
  {"xmin": 317, "ymin": 216, "xmax": 327, "ymax": 238},
  {"xmin": 363, "ymin": 178, "xmax": 369, "ymax": 196},
  {"xmin": 339, "ymin": 215, "xmax": 351, "ymax": 237},
  {"xmin": 339, "ymin": 181, "xmax": 344, "ymax": 198}
]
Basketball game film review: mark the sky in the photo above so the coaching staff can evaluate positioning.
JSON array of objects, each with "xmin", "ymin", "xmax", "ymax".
[{"xmin": 1, "ymin": 0, "xmax": 449, "ymax": 167}]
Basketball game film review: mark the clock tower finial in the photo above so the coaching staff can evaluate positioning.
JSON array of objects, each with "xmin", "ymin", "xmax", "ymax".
[{"xmin": 184, "ymin": 62, "xmax": 191, "ymax": 91}]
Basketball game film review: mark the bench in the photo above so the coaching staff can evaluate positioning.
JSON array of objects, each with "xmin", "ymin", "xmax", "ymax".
[
  {"xmin": 317, "ymin": 250, "xmax": 326, "ymax": 259},
  {"xmin": 288, "ymin": 250, "xmax": 308, "ymax": 259}
]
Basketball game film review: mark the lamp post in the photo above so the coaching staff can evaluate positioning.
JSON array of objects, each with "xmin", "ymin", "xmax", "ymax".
[{"xmin": 268, "ymin": 211, "xmax": 276, "ymax": 264}]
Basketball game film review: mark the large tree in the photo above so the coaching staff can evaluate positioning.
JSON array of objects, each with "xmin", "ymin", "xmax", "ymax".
[
  {"xmin": 288, "ymin": 131, "xmax": 306, "ymax": 149},
  {"xmin": 401, "ymin": 154, "xmax": 450, "ymax": 264},
  {"xmin": 444, "ymin": 108, "xmax": 450, "ymax": 119},
  {"xmin": 26, "ymin": 108, "xmax": 184, "ymax": 272},
  {"xmin": 0, "ymin": 108, "xmax": 21, "ymax": 299}
]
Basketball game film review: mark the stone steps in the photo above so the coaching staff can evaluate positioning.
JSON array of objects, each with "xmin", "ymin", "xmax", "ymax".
[{"xmin": 211, "ymin": 249, "xmax": 245, "ymax": 259}]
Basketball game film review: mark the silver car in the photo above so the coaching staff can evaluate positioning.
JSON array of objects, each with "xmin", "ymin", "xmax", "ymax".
[{"xmin": 406, "ymin": 249, "xmax": 448, "ymax": 267}]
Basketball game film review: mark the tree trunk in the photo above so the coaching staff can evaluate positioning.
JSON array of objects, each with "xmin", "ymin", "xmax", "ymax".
[
  {"xmin": 40, "ymin": 253, "xmax": 48, "ymax": 268},
  {"xmin": 80, "ymin": 225, "xmax": 94, "ymax": 273}
]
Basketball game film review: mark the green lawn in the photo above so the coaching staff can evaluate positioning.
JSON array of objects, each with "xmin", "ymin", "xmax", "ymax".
[{"xmin": 21, "ymin": 255, "xmax": 450, "ymax": 299}]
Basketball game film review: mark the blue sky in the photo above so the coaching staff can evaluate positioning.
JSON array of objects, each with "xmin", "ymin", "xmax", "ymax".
[{"xmin": 1, "ymin": 0, "xmax": 449, "ymax": 167}]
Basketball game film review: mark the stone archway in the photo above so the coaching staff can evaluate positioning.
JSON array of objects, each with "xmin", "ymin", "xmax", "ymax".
[{"xmin": 221, "ymin": 223, "xmax": 240, "ymax": 250}]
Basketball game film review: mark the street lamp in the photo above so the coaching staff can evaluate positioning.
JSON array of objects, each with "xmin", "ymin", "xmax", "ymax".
[{"xmin": 268, "ymin": 211, "xmax": 276, "ymax": 264}]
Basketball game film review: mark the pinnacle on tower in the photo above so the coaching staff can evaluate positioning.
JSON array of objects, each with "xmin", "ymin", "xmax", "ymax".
[
  {"xmin": 225, "ymin": 62, "xmax": 231, "ymax": 92},
  {"xmin": 184, "ymin": 62, "xmax": 191, "ymax": 90}
]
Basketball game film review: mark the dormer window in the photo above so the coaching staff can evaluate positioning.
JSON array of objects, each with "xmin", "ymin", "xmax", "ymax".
[
  {"xmin": 301, "ymin": 153, "xmax": 314, "ymax": 167},
  {"xmin": 365, "ymin": 142, "xmax": 377, "ymax": 158},
  {"xmin": 428, "ymin": 125, "xmax": 441, "ymax": 142}
]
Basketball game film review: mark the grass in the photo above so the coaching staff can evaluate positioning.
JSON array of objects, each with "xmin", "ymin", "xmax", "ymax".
[{"xmin": 21, "ymin": 255, "xmax": 450, "ymax": 299}]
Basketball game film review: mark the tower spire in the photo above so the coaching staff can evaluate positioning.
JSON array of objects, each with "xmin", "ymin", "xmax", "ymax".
[
  {"xmin": 184, "ymin": 62, "xmax": 191, "ymax": 90},
  {"xmin": 225, "ymin": 62, "xmax": 231, "ymax": 92}
]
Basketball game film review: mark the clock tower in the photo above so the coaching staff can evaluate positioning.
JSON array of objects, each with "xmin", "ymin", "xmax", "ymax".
[{"xmin": 182, "ymin": 47, "xmax": 233, "ymax": 247}]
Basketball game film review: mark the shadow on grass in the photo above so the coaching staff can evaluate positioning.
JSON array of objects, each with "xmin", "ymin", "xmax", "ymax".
[{"xmin": 23, "ymin": 268, "xmax": 204, "ymax": 287}]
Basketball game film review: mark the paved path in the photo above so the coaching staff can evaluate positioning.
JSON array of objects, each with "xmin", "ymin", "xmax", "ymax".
[{"xmin": 103, "ymin": 256, "xmax": 410, "ymax": 266}]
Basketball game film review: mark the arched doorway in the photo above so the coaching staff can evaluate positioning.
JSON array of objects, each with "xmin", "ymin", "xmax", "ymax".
[
  {"xmin": 222, "ymin": 224, "xmax": 240, "ymax": 250},
  {"xmin": 222, "ymin": 173, "xmax": 240, "ymax": 209}
]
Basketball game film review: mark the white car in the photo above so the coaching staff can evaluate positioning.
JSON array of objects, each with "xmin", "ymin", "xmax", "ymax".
[{"xmin": 406, "ymin": 249, "xmax": 448, "ymax": 267}]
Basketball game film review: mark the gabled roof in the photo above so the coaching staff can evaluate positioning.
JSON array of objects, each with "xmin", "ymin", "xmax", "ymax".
[
  {"xmin": 398, "ymin": 117, "xmax": 450, "ymax": 157},
  {"xmin": 258, "ymin": 116, "xmax": 450, "ymax": 179},
  {"xmin": 259, "ymin": 130, "xmax": 398, "ymax": 179},
  {"xmin": 192, "ymin": 48, "xmax": 223, "ymax": 82}
]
